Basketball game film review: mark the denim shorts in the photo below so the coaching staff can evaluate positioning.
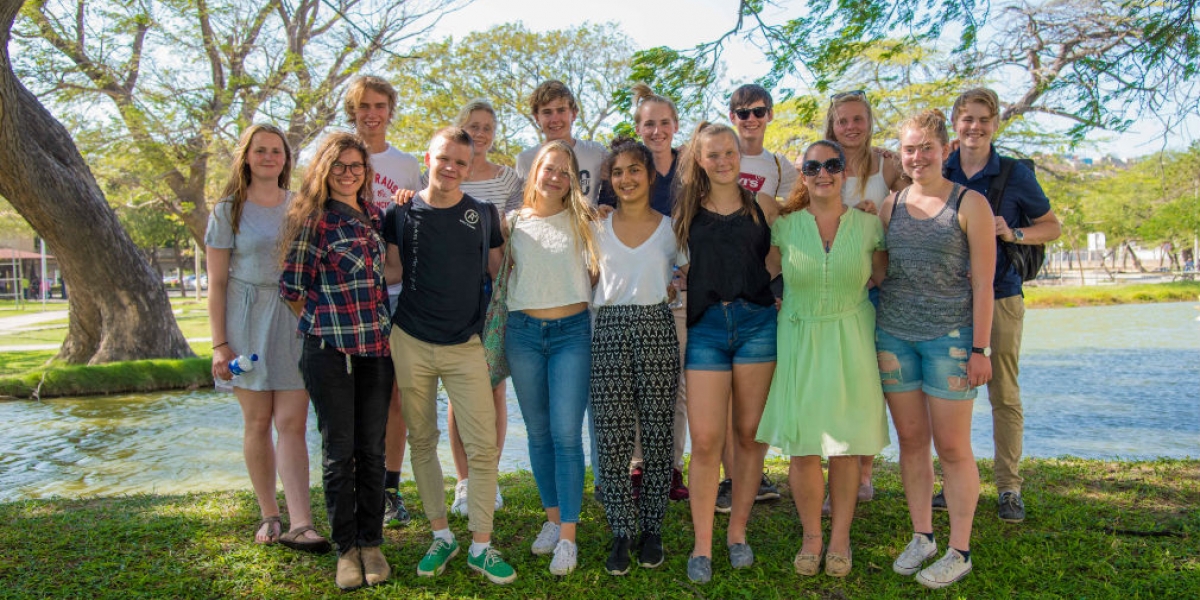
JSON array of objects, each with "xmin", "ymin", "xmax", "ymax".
[
  {"xmin": 685, "ymin": 299, "xmax": 777, "ymax": 371},
  {"xmin": 875, "ymin": 326, "xmax": 977, "ymax": 400}
]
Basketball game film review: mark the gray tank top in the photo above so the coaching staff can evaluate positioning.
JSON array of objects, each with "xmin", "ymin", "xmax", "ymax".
[{"xmin": 878, "ymin": 184, "xmax": 972, "ymax": 341}]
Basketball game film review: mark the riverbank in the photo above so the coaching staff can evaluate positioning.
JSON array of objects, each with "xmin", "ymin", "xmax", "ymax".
[
  {"xmin": 1, "ymin": 458, "xmax": 1193, "ymax": 598},
  {"xmin": 1024, "ymin": 280, "xmax": 1200, "ymax": 308}
]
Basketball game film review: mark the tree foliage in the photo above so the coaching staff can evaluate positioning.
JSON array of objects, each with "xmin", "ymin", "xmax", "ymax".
[
  {"xmin": 385, "ymin": 22, "xmax": 636, "ymax": 158},
  {"xmin": 650, "ymin": 0, "xmax": 1199, "ymax": 144},
  {"xmin": 13, "ymin": 0, "xmax": 469, "ymax": 247}
]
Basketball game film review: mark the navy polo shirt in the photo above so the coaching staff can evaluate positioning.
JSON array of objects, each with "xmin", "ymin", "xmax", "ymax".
[{"xmin": 945, "ymin": 146, "xmax": 1052, "ymax": 299}]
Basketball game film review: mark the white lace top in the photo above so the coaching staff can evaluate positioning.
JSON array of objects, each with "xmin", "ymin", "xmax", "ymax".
[{"xmin": 506, "ymin": 210, "xmax": 592, "ymax": 311}]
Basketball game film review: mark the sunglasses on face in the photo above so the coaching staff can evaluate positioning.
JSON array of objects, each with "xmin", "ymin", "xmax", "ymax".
[
  {"xmin": 733, "ymin": 106, "xmax": 770, "ymax": 120},
  {"xmin": 800, "ymin": 158, "xmax": 846, "ymax": 177},
  {"xmin": 830, "ymin": 90, "xmax": 867, "ymax": 101}
]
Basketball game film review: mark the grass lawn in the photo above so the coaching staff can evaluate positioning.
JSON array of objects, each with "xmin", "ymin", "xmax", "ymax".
[
  {"xmin": 1, "ymin": 458, "xmax": 1195, "ymax": 599},
  {"xmin": 1024, "ymin": 281, "xmax": 1200, "ymax": 308}
]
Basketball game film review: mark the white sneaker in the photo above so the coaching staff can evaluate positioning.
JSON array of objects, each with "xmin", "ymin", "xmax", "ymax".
[
  {"xmin": 893, "ymin": 533, "xmax": 938, "ymax": 575},
  {"xmin": 549, "ymin": 539, "xmax": 577, "ymax": 576},
  {"xmin": 495, "ymin": 485, "xmax": 504, "ymax": 511},
  {"xmin": 530, "ymin": 521, "xmax": 561, "ymax": 556},
  {"xmin": 451, "ymin": 479, "xmax": 469, "ymax": 517},
  {"xmin": 916, "ymin": 548, "xmax": 972, "ymax": 589}
]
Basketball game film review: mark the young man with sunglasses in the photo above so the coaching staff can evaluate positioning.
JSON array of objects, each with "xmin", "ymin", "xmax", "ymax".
[
  {"xmin": 344, "ymin": 75, "xmax": 422, "ymax": 531},
  {"xmin": 724, "ymin": 83, "xmax": 796, "ymax": 508},
  {"xmin": 516, "ymin": 80, "xmax": 609, "ymax": 206}
]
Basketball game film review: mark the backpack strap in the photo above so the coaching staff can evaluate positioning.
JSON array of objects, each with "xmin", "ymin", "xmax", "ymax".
[
  {"xmin": 986, "ymin": 156, "xmax": 1017, "ymax": 215},
  {"xmin": 773, "ymin": 152, "xmax": 782, "ymax": 198},
  {"xmin": 392, "ymin": 201, "xmax": 412, "ymax": 264}
]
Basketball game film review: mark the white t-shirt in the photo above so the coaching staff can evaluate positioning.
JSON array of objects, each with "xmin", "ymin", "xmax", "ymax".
[
  {"xmin": 592, "ymin": 213, "xmax": 687, "ymax": 307},
  {"xmin": 516, "ymin": 138, "xmax": 608, "ymax": 206},
  {"xmin": 738, "ymin": 150, "xmax": 798, "ymax": 200},
  {"xmin": 506, "ymin": 210, "xmax": 592, "ymax": 312},
  {"xmin": 370, "ymin": 145, "xmax": 421, "ymax": 298}
]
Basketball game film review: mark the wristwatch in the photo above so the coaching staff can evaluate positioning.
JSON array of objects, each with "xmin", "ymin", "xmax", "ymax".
[
  {"xmin": 971, "ymin": 346, "xmax": 991, "ymax": 357},
  {"xmin": 1013, "ymin": 228, "xmax": 1025, "ymax": 242}
]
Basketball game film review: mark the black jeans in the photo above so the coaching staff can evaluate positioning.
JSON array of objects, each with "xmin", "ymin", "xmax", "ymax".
[{"xmin": 300, "ymin": 335, "xmax": 393, "ymax": 554}]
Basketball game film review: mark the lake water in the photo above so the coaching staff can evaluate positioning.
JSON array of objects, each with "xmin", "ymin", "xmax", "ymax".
[{"xmin": 1, "ymin": 301, "xmax": 1196, "ymax": 502}]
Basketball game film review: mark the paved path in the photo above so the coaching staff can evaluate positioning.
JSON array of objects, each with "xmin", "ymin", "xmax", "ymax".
[{"xmin": 0, "ymin": 309, "xmax": 69, "ymax": 334}]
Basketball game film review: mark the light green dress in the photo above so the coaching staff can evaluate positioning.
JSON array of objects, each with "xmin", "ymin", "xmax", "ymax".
[{"xmin": 756, "ymin": 208, "xmax": 890, "ymax": 457}]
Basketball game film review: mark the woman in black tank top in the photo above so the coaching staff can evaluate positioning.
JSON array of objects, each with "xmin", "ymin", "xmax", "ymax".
[{"xmin": 672, "ymin": 122, "xmax": 781, "ymax": 583}]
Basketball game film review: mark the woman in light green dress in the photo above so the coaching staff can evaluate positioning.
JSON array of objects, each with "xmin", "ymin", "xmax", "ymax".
[{"xmin": 756, "ymin": 140, "xmax": 889, "ymax": 578}]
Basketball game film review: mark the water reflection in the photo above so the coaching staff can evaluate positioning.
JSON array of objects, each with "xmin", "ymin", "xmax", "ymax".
[{"xmin": 1, "ymin": 301, "xmax": 1196, "ymax": 502}]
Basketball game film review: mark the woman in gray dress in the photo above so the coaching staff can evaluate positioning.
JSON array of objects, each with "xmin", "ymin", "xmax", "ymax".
[{"xmin": 206, "ymin": 124, "xmax": 328, "ymax": 553}]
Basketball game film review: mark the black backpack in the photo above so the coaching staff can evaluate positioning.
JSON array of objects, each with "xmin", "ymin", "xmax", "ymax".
[{"xmin": 987, "ymin": 157, "xmax": 1046, "ymax": 282}]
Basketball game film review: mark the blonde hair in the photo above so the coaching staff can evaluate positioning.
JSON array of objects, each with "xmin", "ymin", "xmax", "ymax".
[
  {"xmin": 521, "ymin": 140, "xmax": 600, "ymax": 274},
  {"xmin": 456, "ymin": 98, "xmax": 497, "ymax": 127},
  {"xmin": 952, "ymin": 87, "xmax": 1000, "ymax": 123},
  {"xmin": 824, "ymin": 93, "xmax": 876, "ymax": 201},
  {"xmin": 219, "ymin": 124, "xmax": 292, "ymax": 233},
  {"xmin": 343, "ymin": 76, "xmax": 397, "ymax": 125},
  {"xmin": 528, "ymin": 80, "xmax": 578, "ymax": 115},
  {"xmin": 897, "ymin": 109, "xmax": 950, "ymax": 147},
  {"xmin": 672, "ymin": 122, "xmax": 757, "ymax": 250},
  {"xmin": 631, "ymin": 82, "xmax": 679, "ymax": 124},
  {"xmin": 279, "ymin": 133, "xmax": 374, "ymax": 263}
]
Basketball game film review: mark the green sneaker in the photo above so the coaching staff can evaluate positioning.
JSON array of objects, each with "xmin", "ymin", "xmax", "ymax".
[
  {"xmin": 417, "ymin": 537, "xmax": 459, "ymax": 577},
  {"xmin": 467, "ymin": 546, "xmax": 517, "ymax": 584}
]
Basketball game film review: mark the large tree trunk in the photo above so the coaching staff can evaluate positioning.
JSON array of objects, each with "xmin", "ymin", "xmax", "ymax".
[{"xmin": 0, "ymin": 0, "xmax": 192, "ymax": 364}]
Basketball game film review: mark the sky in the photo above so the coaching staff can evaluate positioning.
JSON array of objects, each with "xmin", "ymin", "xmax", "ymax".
[{"xmin": 426, "ymin": 0, "xmax": 1197, "ymax": 160}]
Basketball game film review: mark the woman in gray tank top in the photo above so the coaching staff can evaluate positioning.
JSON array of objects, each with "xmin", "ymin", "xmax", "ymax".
[{"xmin": 876, "ymin": 109, "xmax": 995, "ymax": 590}]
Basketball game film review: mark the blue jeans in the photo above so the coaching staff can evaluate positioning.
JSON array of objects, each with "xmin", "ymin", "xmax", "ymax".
[
  {"xmin": 875, "ymin": 326, "xmax": 978, "ymax": 400},
  {"xmin": 685, "ymin": 299, "xmax": 778, "ymax": 371},
  {"xmin": 506, "ymin": 310, "xmax": 591, "ymax": 523}
]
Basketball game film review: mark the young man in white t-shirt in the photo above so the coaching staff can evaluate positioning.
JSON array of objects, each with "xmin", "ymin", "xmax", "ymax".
[
  {"xmin": 729, "ymin": 84, "xmax": 798, "ymax": 204},
  {"xmin": 345, "ymin": 75, "xmax": 422, "ymax": 530},
  {"xmin": 515, "ymin": 80, "xmax": 608, "ymax": 205},
  {"xmin": 725, "ymin": 83, "xmax": 796, "ymax": 506}
]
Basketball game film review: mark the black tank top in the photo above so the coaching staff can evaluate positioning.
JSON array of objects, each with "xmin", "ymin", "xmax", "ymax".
[{"xmin": 685, "ymin": 189, "xmax": 774, "ymax": 327}]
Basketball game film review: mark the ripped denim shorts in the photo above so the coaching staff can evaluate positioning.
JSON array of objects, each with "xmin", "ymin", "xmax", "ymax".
[{"xmin": 875, "ymin": 326, "xmax": 977, "ymax": 401}]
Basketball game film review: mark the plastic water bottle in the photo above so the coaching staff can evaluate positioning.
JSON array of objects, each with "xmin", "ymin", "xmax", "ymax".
[
  {"xmin": 216, "ymin": 354, "xmax": 258, "ymax": 391},
  {"xmin": 229, "ymin": 354, "xmax": 258, "ymax": 376}
]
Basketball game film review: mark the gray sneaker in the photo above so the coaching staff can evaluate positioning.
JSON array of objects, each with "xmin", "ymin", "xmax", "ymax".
[
  {"xmin": 893, "ymin": 533, "xmax": 938, "ymax": 575},
  {"xmin": 531, "ymin": 521, "xmax": 561, "ymax": 556},
  {"xmin": 714, "ymin": 478, "xmax": 733, "ymax": 514},
  {"xmin": 916, "ymin": 548, "xmax": 972, "ymax": 589},
  {"xmin": 998, "ymin": 491, "xmax": 1025, "ymax": 523},
  {"xmin": 755, "ymin": 472, "xmax": 781, "ymax": 501},
  {"xmin": 549, "ymin": 539, "xmax": 577, "ymax": 576},
  {"xmin": 728, "ymin": 543, "xmax": 754, "ymax": 569},
  {"xmin": 687, "ymin": 555, "xmax": 712, "ymax": 583},
  {"xmin": 931, "ymin": 490, "xmax": 948, "ymax": 512}
]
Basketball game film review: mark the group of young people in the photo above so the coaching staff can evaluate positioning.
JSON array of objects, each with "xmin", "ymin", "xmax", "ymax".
[{"xmin": 205, "ymin": 73, "xmax": 1059, "ymax": 591}]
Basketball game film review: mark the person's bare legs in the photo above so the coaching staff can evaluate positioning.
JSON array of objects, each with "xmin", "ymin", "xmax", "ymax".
[
  {"xmin": 273, "ymin": 389, "xmax": 319, "ymax": 539},
  {"xmin": 385, "ymin": 383, "xmax": 406, "ymax": 478},
  {"xmin": 686, "ymin": 370, "xmax": 731, "ymax": 559},
  {"xmin": 726, "ymin": 361, "xmax": 773, "ymax": 546},
  {"xmin": 858, "ymin": 455, "xmax": 874, "ymax": 493},
  {"xmin": 237, "ymin": 388, "xmax": 281, "ymax": 542},
  {"xmin": 721, "ymin": 401, "xmax": 735, "ymax": 480},
  {"xmin": 930, "ymin": 396, "xmax": 979, "ymax": 551},
  {"xmin": 886, "ymin": 389, "xmax": 934, "ymax": 536},
  {"xmin": 827, "ymin": 455, "xmax": 860, "ymax": 556},
  {"xmin": 790, "ymin": 456, "xmax": 824, "ymax": 556}
]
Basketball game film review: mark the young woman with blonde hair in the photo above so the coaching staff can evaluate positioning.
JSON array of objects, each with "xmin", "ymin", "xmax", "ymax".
[
  {"xmin": 206, "ymin": 124, "xmax": 328, "ymax": 554},
  {"xmin": 505, "ymin": 140, "xmax": 600, "ymax": 575}
]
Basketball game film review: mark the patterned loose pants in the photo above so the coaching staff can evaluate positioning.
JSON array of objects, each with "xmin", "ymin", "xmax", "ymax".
[{"xmin": 590, "ymin": 303, "xmax": 679, "ymax": 537}]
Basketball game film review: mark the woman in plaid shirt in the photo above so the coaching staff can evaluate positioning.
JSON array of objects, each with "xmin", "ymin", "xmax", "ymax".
[{"xmin": 280, "ymin": 132, "xmax": 398, "ymax": 591}]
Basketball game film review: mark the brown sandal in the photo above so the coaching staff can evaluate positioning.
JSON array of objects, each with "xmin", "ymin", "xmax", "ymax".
[
  {"xmin": 255, "ymin": 516, "xmax": 282, "ymax": 545},
  {"xmin": 279, "ymin": 525, "xmax": 332, "ymax": 554}
]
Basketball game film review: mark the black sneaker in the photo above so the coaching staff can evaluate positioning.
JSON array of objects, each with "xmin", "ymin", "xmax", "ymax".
[
  {"xmin": 383, "ymin": 487, "xmax": 410, "ymax": 527},
  {"xmin": 606, "ymin": 535, "xmax": 632, "ymax": 575},
  {"xmin": 636, "ymin": 533, "xmax": 664, "ymax": 568},
  {"xmin": 755, "ymin": 472, "xmax": 781, "ymax": 502},
  {"xmin": 931, "ymin": 490, "xmax": 948, "ymax": 512},
  {"xmin": 714, "ymin": 478, "xmax": 733, "ymax": 514},
  {"xmin": 998, "ymin": 491, "xmax": 1026, "ymax": 523}
]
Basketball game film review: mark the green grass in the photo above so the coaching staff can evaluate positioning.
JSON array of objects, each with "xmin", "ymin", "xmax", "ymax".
[
  {"xmin": 1, "ymin": 458, "xmax": 1195, "ymax": 599},
  {"xmin": 0, "ymin": 357, "xmax": 213, "ymax": 399},
  {"xmin": 1025, "ymin": 281, "xmax": 1200, "ymax": 308}
]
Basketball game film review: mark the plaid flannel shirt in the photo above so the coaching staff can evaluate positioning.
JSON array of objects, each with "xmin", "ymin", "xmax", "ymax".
[{"xmin": 279, "ymin": 199, "xmax": 391, "ymax": 357}]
